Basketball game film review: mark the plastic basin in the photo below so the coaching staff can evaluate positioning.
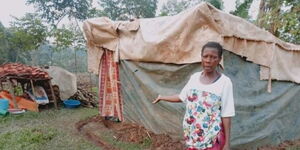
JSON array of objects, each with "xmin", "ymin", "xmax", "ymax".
[
  {"xmin": 63, "ymin": 100, "xmax": 81, "ymax": 108},
  {"xmin": 0, "ymin": 99, "xmax": 9, "ymax": 111}
]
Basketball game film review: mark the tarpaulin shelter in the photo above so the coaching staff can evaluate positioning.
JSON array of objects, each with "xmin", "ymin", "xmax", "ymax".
[
  {"xmin": 0, "ymin": 63, "xmax": 58, "ymax": 111},
  {"xmin": 44, "ymin": 66, "xmax": 77, "ymax": 100},
  {"xmin": 83, "ymin": 2, "xmax": 300, "ymax": 149}
]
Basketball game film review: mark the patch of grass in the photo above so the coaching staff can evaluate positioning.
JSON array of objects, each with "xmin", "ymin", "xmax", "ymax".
[
  {"xmin": 141, "ymin": 137, "xmax": 152, "ymax": 148},
  {"xmin": 106, "ymin": 136, "xmax": 152, "ymax": 150},
  {"xmin": 0, "ymin": 127, "xmax": 57, "ymax": 150},
  {"xmin": 112, "ymin": 137, "xmax": 152, "ymax": 150},
  {"xmin": 91, "ymin": 87, "xmax": 99, "ymax": 96},
  {"xmin": 0, "ymin": 108, "xmax": 100, "ymax": 150}
]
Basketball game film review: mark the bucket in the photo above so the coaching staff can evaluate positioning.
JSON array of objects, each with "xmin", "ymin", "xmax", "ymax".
[
  {"xmin": 0, "ymin": 99, "xmax": 9, "ymax": 116},
  {"xmin": 0, "ymin": 99, "xmax": 9, "ymax": 111},
  {"xmin": 0, "ymin": 109, "xmax": 8, "ymax": 116}
]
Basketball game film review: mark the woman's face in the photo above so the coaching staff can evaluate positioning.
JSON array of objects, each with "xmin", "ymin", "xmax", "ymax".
[{"xmin": 201, "ymin": 47, "xmax": 221, "ymax": 73}]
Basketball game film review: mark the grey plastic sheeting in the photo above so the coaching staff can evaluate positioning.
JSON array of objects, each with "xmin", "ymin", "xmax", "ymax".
[{"xmin": 119, "ymin": 51, "xmax": 300, "ymax": 149}]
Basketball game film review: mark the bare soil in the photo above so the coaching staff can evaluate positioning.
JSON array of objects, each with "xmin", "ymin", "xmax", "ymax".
[
  {"xmin": 75, "ymin": 116, "xmax": 185, "ymax": 150},
  {"xmin": 76, "ymin": 116, "xmax": 300, "ymax": 150},
  {"xmin": 258, "ymin": 140, "xmax": 300, "ymax": 150}
]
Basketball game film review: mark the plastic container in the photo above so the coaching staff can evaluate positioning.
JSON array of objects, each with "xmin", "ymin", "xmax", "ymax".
[
  {"xmin": 63, "ymin": 99, "xmax": 81, "ymax": 108},
  {"xmin": 0, "ymin": 109, "xmax": 8, "ymax": 116},
  {"xmin": 0, "ymin": 99, "xmax": 9, "ymax": 116},
  {"xmin": 0, "ymin": 99, "xmax": 9, "ymax": 111},
  {"xmin": 8, "ymin": 109, "xmax": 26, "ymax": 115}
]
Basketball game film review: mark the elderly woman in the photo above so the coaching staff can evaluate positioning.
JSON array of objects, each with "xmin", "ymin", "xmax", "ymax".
[{"xmin": 153, "ymin": 42, "xmax": 235, "ymax": 150}]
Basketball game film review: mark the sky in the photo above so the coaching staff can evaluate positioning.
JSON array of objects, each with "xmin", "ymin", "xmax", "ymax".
[
  {"xmin": 0, "ymin": 0, "xmax": 260, "ymax": 27},
  {"xmin": 0, "ymin": 0, "xmax": 34, "ymax": 27}
]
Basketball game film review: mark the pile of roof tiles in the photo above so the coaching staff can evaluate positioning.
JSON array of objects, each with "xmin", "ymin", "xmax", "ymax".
[{"xmin": 0, "ymin": 63, "xmax": 50, "ymax": 80}]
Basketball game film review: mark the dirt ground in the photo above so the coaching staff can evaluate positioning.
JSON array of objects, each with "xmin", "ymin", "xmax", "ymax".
[
  {"xmin": 76, "ymin": 116, "xmax": 185, "ymax": 150},
  {"xmin": 76, "ymin": 116, "xmax": 300, "ymax": 150},
  {"xmin": 258, "ymin": 140, "xmax": 300, "ymax": 150}
]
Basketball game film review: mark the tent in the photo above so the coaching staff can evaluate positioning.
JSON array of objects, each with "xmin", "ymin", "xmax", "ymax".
[{"xmin": 82, "ymin": 2, "xmax": 300, "ymax": 149}]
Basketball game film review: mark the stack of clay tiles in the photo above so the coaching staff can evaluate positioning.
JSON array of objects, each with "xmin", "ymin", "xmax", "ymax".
[{"xmin": 0, "ymin": 63, "xmax": 50, "ymax": 80}]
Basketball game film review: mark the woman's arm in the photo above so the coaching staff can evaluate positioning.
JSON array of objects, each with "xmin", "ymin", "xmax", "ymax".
[
  {"xmin": 152, "ymin": 94, "xmax": 182, "ymax": 103},
  {"xmin": 222, "ymin": 117, "xmax": 232, "ymax": 150}
]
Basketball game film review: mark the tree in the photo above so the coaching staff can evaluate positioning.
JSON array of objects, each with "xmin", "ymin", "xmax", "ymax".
[
  {"xmin": 9, "ymin": 13, "xmax": 48, "ymax": 63},
  {"xmin": 257, "ymin": 0, "xmax": 300, "ymax": 44},
  {"xmin": 52, "ymin": 24, "xmax": 84, "ymax": 50},
  {"xmin": 159, "ymin": 0, "xmax": 223, "ymax": 16},
  {"xmin": 207, "ymin": 0, "xmax": 223, "ymax": 10},
  {"xmin": 99, "ymin": 0, "xmax": 158, "ymax": 20},
  {"xmin": 26, "ymin": 0, "xmax": 95, "ymax": 26},
  {"xmin": 159, "ymin": 0, "xmax": 189, "ymax": 16},
  {"xmin": 9, "ymin": 13, "xmax": 48, "ymax": 51},
  {"xmin": 231, "ymin": 0, "xmax": 254, "ymax": 20},
  {"xmin": 25, "ymin": 0, "xmax": 97, "ymax": 53},
  {"xmin": 51, "ymin": 24, "xmax": 86, "ymax": 71},
  {"xmin": 0, "ymin": 14, "xmax": 48, "ymax": 63},
  {"xmin": 0, "ymin": 22, "xmax": 10, "ymax": 64}
]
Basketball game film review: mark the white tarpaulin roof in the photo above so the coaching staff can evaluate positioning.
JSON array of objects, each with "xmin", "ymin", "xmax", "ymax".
[{"xmin": 83, "ymin": 2, "xmax": 300, "ymax": 84}]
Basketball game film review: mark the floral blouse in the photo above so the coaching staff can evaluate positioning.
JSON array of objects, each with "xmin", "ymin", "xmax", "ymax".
[{"xmin": 179, "ymin": 72, "xmax": 235, "ymax": 149}]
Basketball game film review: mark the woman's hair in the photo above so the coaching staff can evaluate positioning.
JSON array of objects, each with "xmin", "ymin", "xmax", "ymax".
[{"xmin": 201, "ymin": 42, "xmax": 223, "ymax": 58}]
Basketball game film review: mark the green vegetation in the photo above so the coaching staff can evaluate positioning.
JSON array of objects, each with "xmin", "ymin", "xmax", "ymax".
[
  {"xmin": 0, "ymin": 107, "xmax": 153, "ymax": 150},
  {"xmin": 0, "ymin": 128, "xmax": 58, "ymax": 150},
  {"xmin": 99, "ymin": 0, "xmax": 158, "ymax": 20},
  {"xmin": 257, "ymin": 0, "xmax": 300, "ymax": 44},
  {"xmin": 26, "ymin": 0, "xmax": 95, "ymax": 25},
  {"xmin": 159, "ymin": 0, "xmax": 223, "ymax": 16},
  {"xmin": 231, "ymin": 0, "xmax": 254, "ymax": 20},
  {"xmin": 0, "ymin": 108, "xmax": 100, "ymax": 150}
]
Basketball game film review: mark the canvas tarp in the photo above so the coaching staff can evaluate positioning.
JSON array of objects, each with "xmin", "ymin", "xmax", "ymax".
[
  {"xmin": 83, "ymin": 2, "xmax": 300, "ymax": 84},
  {"xmin": 82, "ymin": 2, "xmax": 300, "ymax": 149},
  {"xmin": 44, "ymin": 66, "xmax": 77, "ymax": 100},
  {"xmin": 120, "ymin": 50, "xmax": 300, "ymax": 149}
]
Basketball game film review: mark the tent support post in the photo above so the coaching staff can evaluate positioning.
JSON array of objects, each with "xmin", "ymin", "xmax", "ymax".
[{"xmin": 267, "ymin": 68, "xmax": 272, "ymax": 93}]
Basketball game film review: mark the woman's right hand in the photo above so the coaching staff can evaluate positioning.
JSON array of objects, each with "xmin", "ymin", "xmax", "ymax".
[{"xmin": 152, "ymin": 95, "xmax": 162, "ymax": 104}]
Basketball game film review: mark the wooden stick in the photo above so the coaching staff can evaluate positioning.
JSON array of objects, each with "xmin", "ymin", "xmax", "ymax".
[
  {"xmin": 8, "ymin": 78, "xmax": 18, "ymax": 109},
  {"xmin": 30, "ymin": 80, "xmax": 36, "ymax": 97},
  {"xmin": 48, "ymin": 80, "xmax": 58, "ymax": 109}
]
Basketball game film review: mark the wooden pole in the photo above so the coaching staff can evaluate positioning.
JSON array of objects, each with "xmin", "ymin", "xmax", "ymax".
[
  {"xmin": 8, "ymin": 78, "xmax": 18, "ymax": 109},
  {"xmin": 30, "ymin": 79, "xmax": 40, "ymax": 111},
  {"xmin": 30, "ymin": 80, "xmax": 36, "ymax": 96},
  {"xmin": 48, "ymin": 80, "xmax": 58, "ymax": 109}
]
